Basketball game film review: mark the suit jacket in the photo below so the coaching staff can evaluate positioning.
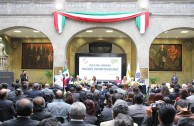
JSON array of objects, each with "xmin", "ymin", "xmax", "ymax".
[
  {"xmin": 28, "ymin": 90, "xmax": 44, "ymax": 98},
  {"xmin": 72, "ymin": 92, "xmax": 81, "ymax": 102},
  {"xmin": 128, "ymin": 104, "xmax": 147, "ymax": 117},
  {"xmin": 62, "ymin": 121, "xmax": 96, "ymax": 126},
  {"xmin": 1, "ymin": 117, "xmax": 39, "ymax": 126},
  {"xmin": 30, "ymin": 111, "xmax": 52, "ymax": 121},
  {"xmin": 186, "ymin": 95, "xmax": 194, "ymax": 104},
  {"xmin": 171, "ymin": 75, "xmax": 178, "ymax": 84},
  {"xmin": 100, "ymin": 107, "xmax": 113, "ymax": 122},
  {"xmin": 47, "ymin": 99, "xmax": 71, "ymax": 122},
  {"xmin": 174, "ymin": 110, "xmax": 194, "ymax": 124},
  {"xmin": 0, "ymin": 99, "xmax": 16, "ymax": 122},
  {"xmin": 84, "ymin": 114, "xmax": 98, "ymax": 125}
]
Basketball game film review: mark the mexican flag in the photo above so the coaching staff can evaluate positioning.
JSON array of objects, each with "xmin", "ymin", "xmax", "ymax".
[
  {"xmin": 54, "ymin": 11, "xmax": 149, "ymax": 34},
  {"xmin": 63, "ymin": 61, "xmax": 70, "ymax": 86}
]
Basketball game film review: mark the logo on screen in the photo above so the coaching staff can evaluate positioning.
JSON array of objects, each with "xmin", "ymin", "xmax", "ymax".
[
  {"xmin": 82, "ymin": 58, "xmax": 88, "ymax": 64},
  {"xmin": 111, "ymin": 59, "xmax": 118, "ymax": 64}
]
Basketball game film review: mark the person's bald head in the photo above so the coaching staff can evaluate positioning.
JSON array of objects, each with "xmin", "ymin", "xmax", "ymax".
[
  {"xmin": 44, "ymin": 83, "xmax": 50, "ymax": 88},
  {"xmin": 33, "ymin": 96, "xmax": 45, "ymax": 111},
  {"xmin": 55, "ymin": 90, "xmax": 63, "ymax": 99},
  {"xmin": 16, "ymin": 98, "xmax": 33, "ymax": 116},
  {"xmin": 0, "ymin": 89, "xmax": 7, "ymax": 99}
]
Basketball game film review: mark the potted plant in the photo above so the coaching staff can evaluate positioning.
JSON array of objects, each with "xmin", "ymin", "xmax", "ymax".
[
  {"xmin": 45, "ymin": 70, "xmax": 53, "ymax": 84},
  {"xmin": 150, "ymin": 76, "xmax": 159, "ymax": 84}
]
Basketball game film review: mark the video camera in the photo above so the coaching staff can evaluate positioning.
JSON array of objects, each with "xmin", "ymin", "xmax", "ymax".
[{"xmin": 151, "ymin": 100, "xmax": 164, "ymax": 111}]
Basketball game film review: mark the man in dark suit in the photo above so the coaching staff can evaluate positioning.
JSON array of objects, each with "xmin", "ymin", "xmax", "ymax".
[
  {"xmin": 62, "ymin": 102, "xmax": 96, "ymax": 126},
  {"xmin": 69, "ymin": 87, "xmax": 80, "ymax": 102},
  {"xmin": 20, "ymin": 70, "xmax": 28, "ymax": 83},
  {"xmin": 30, "ymin": 96, "xmax": 52, "ymax": 121},
  {"xmin": 28, "ymin": 83, "xmax": 44, "ymax": 99},
  {"xmin": 0, "ymin": 89, "xmax": 16, "ymax": 122},
  {"xmin": 171, "ymin": 72, "xmax": 178, "ymax": 84},
  {"xmin": 1, "ymin": 98, "xmax": 39, "ymax": 126}
]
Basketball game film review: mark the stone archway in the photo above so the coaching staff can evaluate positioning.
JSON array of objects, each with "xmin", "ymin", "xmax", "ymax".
[
  {"xmin": 66, "ymin": 27, "xmax": 137, "ymax": 78},
  {"xmin": 149, "ymin": 27, "xmax": 194, "ymax": 84},
  {"xmin": 0, "ymin": 26, "xmax": 54, "ymax": 83}
]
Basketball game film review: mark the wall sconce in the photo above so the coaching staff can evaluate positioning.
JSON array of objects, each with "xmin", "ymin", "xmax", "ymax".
[
  {"xmin": 55, "ymin": 0, "xmax": 65, "ymax": 11},
  {"xmin": 138, "ymin": 0, "xmax": 149, "ymax": 10}
]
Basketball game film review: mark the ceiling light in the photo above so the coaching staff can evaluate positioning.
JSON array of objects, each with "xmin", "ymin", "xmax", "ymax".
[
  {"xmin": 55, "ymin": 0, "xmax": 65, "ymax": 10},
  {"xmin": 33, "ymin": 30, "xmax": 40, "ymax": 33},
  {"xmin": 180, "ymin": 31, "xmax": 189, "ymax": 33},
  {"xmin": 14, "ymin": 30, "xmax": 21, "ymax": 33},
  {"xmin": 106, "ymin": 30, "xmax": 113, "ymax": 33},
  {"xmin": 138, "ymin": 0, "xmax": 149, "ymax": 10},
  {"xmin": 86, "ymin": 30, "xmax": 93, "ymax": 33}
]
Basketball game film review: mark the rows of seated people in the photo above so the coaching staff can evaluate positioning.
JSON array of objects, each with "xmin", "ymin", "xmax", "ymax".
[{"xmin": 1, "ymin": 80, "xmax": 194, "ymax": 126}]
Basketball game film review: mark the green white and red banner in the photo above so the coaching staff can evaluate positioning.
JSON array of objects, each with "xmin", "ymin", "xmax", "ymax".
[{"xmin": 54, "ymin": 11, "xmax": 149, "ymax": 34}]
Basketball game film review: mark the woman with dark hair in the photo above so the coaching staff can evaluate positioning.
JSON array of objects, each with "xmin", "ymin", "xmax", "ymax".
[
  {"xmin": 146, "ymin": 92, "xmax": 155, "ymax": 106},
  {"xmin": 83, "ymin": 99, "xmax": 98, "ymax": 125},
  {"xmin": 100, "ymin": 94, "xmax": 113, "ymax": 122},
  {"xmin": 126, "ymin": 92, "xmax": 135, "ymax": 106},
  {"xmin": 174, "ymin": 89, "xmax": 189, "ymax": 109},
  {"xmin": 161, "ymin": 86, "xmax": 170, "ymax": 97},
  {"xmin": 65, "ymin": 91, "xmax": 73, "ymax": 105}
]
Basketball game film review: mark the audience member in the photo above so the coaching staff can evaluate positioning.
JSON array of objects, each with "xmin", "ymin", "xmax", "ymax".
[
  {"xmin": 28, "ymin": 83, "xmax": 44, "ymax": 99},
  {"xmin": 69, "ymin": 87, "xmax": 80, "ymax": 102},
  {"xmin": 0, "ymin": 89, "xmax": 16, "ymax": 122},
  {"xmin": 42, "ymin": 83, "xmax": 54, "ymax": 103},
  {"xmin": 146, "ymin": 92, "xmax": 155, "ymax": 106},
  {"xmin": 84, "ymin": 99, "xmax": 98, "ymax": 125},
  {"xmin": 177, "ymin": 117, "xmax": 194, "ymax": 126},
  {"xmin": 100, "ymin": 97, "xmax": 113, "ymax": 122},
  {"xmin": 114, "ymin": 113, "xmax": 133, "ymax": 126},
  {"xmin": 128, "ymin": 93, "xmax": 147, "ymax": 117},
  {"xmin": 31, "ymin": 96, "xmax": 52, "ymax": 121},
  {"xmin": 62, "ymin": 102, "xmax": 96, "ymax": 126},
  {"xmin": 174, "ymin": 99, "xmax": 194, "ymax": 124},
  {"xmin": 100, "ymin": 99, "xmax": 136, "ymax": 126},
  {"xmin": 186, "ymin": 87, "xmax": 194, "ymax": 104},
  {"xmin": 22, "ymin": 82, "xmax": 29, "ymax": 96},
  {"xmin": 47, "ymin": 90, "xmax": 70, "ymax": 123},
  {"xmin": 38, "ymin": 117, "xmax": 61, "ymax": 126},
  {"xmin": 1, "ymin": 98, "xmax": 39, "ymax": 126},
  {"xmin": 142, "ymin": 104, "xmax": 176, "ymax": 126},
  {"xmin": 12, "ymin": 88, "xmax": 26, "ymax": 103}
]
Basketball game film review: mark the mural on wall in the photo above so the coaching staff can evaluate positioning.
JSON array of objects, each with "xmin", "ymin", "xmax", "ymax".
[
  {"xmin": 149, "ymin": 44, "xmax": 182, "ymax": 71},
  {"xmin": 22, "ymin": 43, "xmax": 53, "ymax": 69}
]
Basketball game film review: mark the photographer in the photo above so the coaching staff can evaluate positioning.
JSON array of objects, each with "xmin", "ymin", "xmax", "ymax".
[{"xmin": 141, "ymin": 101, "xmax": 176, "ymax": 126}]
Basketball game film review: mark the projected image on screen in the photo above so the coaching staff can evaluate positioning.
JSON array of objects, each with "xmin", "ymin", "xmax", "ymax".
[{"xmin": 75, "ymin": 53, "xmax": 126, "ymax": 81}]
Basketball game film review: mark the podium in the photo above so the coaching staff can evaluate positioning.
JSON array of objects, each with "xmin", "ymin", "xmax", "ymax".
[{"xmin": 0, "ymin": 72, "xmax": 14, "ymax": 86}]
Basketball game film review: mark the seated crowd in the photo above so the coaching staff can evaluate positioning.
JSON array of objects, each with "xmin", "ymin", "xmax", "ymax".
[{"xmin": 0, "ymin": 76, "xmax": 194, "ymax": 126}]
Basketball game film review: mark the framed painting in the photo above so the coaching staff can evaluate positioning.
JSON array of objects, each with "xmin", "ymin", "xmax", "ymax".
[
  {"xmin": 149, "ymin": 44, "xmax": 182, "ymax": 71},
  {"xmin": 22, "ymin": 43, "xmax": 53, "ymax": 69}
]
